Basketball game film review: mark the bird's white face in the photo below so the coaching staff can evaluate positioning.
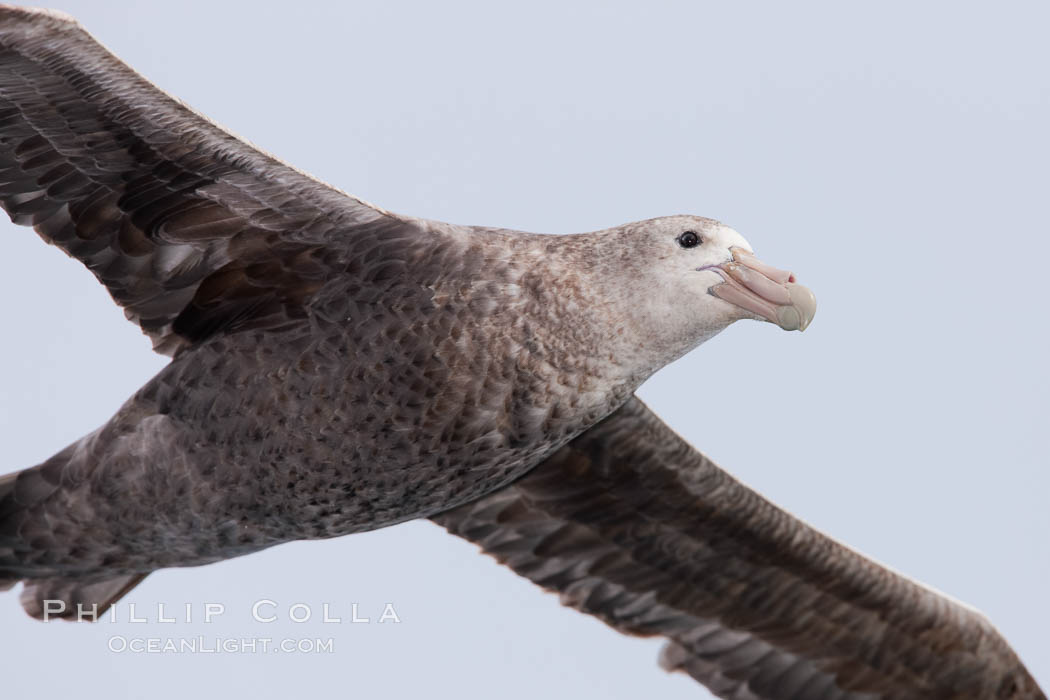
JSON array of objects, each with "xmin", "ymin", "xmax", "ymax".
[{"xmin": 611, "ymin": 215, "xmax": 817, "ymax": 370}]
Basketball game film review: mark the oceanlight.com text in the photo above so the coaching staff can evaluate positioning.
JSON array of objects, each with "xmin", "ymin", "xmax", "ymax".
[{"xmin": 107, "ymin": 636, "xmax": 336, "ymax": 654}]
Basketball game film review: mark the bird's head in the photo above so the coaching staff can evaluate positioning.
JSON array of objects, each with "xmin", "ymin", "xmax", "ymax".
[{"xmin": 590, "ymin": 215, "xmax": 817, "ymax": 370}]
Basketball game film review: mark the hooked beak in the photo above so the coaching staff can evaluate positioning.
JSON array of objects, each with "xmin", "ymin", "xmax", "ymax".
[{"xmin": 707, "ymin": 248, "xmax": 817, "ymax": 331}]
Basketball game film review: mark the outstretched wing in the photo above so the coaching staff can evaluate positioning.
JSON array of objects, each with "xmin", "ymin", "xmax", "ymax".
[
  {"xmin": 0, "ymin": 6, "xmax": 404, "ymax": 355},
  {"xmin": 433, "ymin": 397, "xmax": 1044, "ymax": 699}
]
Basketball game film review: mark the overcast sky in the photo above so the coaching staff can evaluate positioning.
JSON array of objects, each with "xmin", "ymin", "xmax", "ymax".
[{"xmin": 0, "ymin": 1, "xmax": 1046, "ymax": 697}]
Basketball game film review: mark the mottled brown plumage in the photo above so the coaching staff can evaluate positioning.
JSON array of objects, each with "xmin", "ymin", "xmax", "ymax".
[
  {"xmin": 435, "ymin": 399, "xmax": 1044, "ymax": 699},
  {"xmin": 0, "ymin": 6, "xmax": 1041, "ymax": 700},
  {"xmin": 0, "ymin": 5, "xmax": 737, "ymax": 601}
]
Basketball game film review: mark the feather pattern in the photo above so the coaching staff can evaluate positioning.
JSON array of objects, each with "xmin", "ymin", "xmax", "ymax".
[
  {"xmin": 0, "ymin": 6, "xmax": 395, "ymax": 355},
  {"xmin": 434, "ymin": 397, "xmax": 1044, "ymax": 699},
  {"xmin": 0, "ymin": 6, "xmax": 649, "ymax": 595}
]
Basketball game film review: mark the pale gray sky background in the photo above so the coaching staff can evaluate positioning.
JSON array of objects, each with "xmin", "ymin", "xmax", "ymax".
[{"xmin": 0, "ymin": 1, "xmax": 1046, "ymax": 697}]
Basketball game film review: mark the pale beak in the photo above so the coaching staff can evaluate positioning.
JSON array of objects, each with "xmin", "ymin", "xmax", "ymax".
[{"xmin": 708, "ymin": 248, "xmax": 817, "ymax": 331}]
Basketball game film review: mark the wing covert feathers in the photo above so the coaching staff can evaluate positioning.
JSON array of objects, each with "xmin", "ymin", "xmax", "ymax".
[
  {"xmin": 434, "ymin": 398, "xmax": 1044, "ymax": 699},
  {"xmin": 0, "ymin": 6, "xmax": 399, "ymax": 354}
]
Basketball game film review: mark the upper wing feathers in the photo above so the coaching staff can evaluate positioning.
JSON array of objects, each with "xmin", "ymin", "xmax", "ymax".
[
  {"xmin": 433, "ymin": 397, "xmax": 1044, "ymax": 700},
  {"xmin": 0, "ymin": 6, "xmax": 402, "ymax": 354}
]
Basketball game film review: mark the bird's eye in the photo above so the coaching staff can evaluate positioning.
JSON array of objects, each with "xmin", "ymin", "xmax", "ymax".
[{"xmin": 677, "ymin": 231, "xmax": 701, "ymax": 248}]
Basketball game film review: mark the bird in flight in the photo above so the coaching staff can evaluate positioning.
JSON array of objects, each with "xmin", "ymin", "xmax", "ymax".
[{"xmin": 0, "ymin": 6, "xmax": 1041, "ymax": 699}]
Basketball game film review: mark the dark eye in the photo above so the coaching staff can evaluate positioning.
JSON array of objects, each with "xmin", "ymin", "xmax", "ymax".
[{"xmin": 677, "ymin": 231, "xmax": 701, "ymax": 248}]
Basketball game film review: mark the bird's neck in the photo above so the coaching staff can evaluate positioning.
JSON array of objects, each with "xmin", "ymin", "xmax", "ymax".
[{"xmin": 499, "ymin": 236, "xmax": 658, "ymax": 409}]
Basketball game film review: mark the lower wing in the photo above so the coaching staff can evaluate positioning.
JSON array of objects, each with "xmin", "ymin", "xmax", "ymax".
[{"xmin": 433, "ymin": 396, "xmax": 1043, "ymax": 699}]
